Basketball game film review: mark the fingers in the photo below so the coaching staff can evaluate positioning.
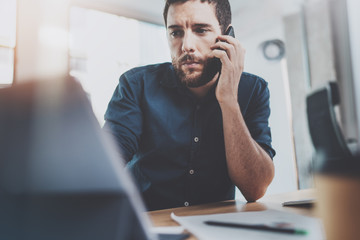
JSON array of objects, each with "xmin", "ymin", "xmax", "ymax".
[
  {"xmin": 210, "ymin": 49, "xmax": 232, "ymax": 67},
  {"xmin": 211, "ymin": 41, "xmax": 236, "ymax": 61},
  {"xmin": 217, "ymin": 34, "xmax": 236, "ymax": 44},
  {"xmin": 210, "ymin": 35, "xmax": 245, "ymax": 70},
  {"xmin": 217, "ymin": 35, "xmax": 243, "ymax": 55}
]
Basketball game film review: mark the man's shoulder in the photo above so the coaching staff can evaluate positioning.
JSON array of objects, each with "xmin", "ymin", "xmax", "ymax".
[
  {"xmin": 238, "ymin": 72, "xmax": 270, "ymax": 103},
  {"xmin": 240, "ymin": 72, "xmax": 268, "ymax": 88}
]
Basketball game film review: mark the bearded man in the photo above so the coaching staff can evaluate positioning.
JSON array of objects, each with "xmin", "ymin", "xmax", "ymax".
[{"xmin": 103, "ymin": 0, "xmax": 275, "ymax": 211}]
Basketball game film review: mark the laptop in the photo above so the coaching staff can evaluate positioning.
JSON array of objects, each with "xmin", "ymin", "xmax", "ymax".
[{"xmin": 0, "ymin": 77, "xmax": 158, "ymax": 240}]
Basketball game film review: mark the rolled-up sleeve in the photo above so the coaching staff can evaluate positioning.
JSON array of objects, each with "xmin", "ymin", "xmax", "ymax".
[
  {"xmin": 240, "ymin": 75, "xmax": 276, "ymax": 159},
  {"xmin": 103, "ymin": 71, "xmax": 143, "ymax": 162}
]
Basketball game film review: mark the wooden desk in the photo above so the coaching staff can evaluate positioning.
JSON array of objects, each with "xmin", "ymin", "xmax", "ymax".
[{"xmin": 148, "ymin": 189, "xmax": 317, "ymax": 239}]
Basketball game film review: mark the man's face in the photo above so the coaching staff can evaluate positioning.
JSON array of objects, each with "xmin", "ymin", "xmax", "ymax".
[{"xmin": 166, "ymin": 0, "xmax": 222, "ymax": 88}]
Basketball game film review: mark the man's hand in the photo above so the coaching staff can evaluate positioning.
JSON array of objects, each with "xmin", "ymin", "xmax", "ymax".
[{"xmin": 210, "ymin": 35, "xmax": 246, "ymax": 105}]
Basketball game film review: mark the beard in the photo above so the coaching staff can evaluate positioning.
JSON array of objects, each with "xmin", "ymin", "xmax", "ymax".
[{"xmin": 172, "ymin": 54, "xmax": 220, "ymax": 88}]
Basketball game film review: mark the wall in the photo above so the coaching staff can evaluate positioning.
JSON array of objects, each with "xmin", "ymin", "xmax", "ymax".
[
  {"xmin": 232, "ymin": 17, "xmax": 298, "ymax": 198},
  {"xmin": 347, "ymin": 0, "xmax": 360, "ymax": 153},
  {"xmin": 281, "ymin": 0, "xmax": 359, "ymax": 188},
  {"xmin": 283, "ymin": 12, "xmax": 314, "ymax": 189}
]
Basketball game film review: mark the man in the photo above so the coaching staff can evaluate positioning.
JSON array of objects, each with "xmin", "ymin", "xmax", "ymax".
[{"xmin": 103, "ymin": 0, "xmax": 275, "ymax": 211}]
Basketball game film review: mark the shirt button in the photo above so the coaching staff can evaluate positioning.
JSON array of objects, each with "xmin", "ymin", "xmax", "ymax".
[
  {"xmin": 194, "ymin": 137, "xmax": 199, "ymax": 143},
  {"xmin": 184, "ymin": 201, "xmax": 189, "ymax": 207},
  {"xmin": 196, "ymin": 105, "xmax": 201, "ymax": 110},
  {"xmin": 189, "ymin": 169, "xmax": 195, "ymax": 175}
]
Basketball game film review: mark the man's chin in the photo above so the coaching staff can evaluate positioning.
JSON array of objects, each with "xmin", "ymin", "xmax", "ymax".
[
  {"xmin": 174, "ymin": 63, "xmax": 213, "ymax": 88},
  {"xmin": 181, "ymin": 77, "xmax": 200, "ymax": 87},
  {"xmin": 178, "ymin": 70, "xmax": 199, "ymax": 83},
  {"xmin": 181, "ymin": 74, "xmax": 213, "ymax": 88}
]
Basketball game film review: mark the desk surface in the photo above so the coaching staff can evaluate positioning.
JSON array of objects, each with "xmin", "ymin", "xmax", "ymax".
[{"xmin": 148, "ymin": 189, "xmax": 317, "ymax": 239}]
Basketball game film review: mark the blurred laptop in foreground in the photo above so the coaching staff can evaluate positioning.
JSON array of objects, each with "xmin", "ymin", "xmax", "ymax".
[{"xmin": 0, "ymin": 77, "xmax": 156, "ymax": 240}]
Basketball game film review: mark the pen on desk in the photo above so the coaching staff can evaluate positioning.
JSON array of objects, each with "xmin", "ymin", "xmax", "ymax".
[{"xmin": 204, "ymin": 220, "xmax": 308, "ymax": 235}]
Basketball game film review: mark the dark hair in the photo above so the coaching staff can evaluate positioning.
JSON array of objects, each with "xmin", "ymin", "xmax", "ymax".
[{"xmin": 163, "ymin": 0, "xmax": 232, "ymax": 34}]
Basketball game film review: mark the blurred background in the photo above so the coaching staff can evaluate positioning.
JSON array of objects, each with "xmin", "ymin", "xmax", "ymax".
[{"xmin": 1, "ymin": 0, "xmax": 359, "ymax": 200}]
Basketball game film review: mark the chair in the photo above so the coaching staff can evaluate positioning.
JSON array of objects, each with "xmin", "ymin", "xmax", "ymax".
[{"xmin": 306, "ymin": 82, "xmax": 352, "ymax": 166}]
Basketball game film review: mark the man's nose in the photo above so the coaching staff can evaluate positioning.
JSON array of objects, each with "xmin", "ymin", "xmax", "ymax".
[{"xmin": 181, "ymin": 32, "xmax": 195, "ymax": 53}]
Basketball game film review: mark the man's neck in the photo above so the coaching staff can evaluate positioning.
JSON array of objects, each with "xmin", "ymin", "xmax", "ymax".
[{"xmin": 188, "ymin": 73, "xmax": 219, "ymax": 99}]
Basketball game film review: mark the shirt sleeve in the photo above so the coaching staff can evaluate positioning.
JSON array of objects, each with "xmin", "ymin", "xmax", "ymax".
[
  {"xmin": 103, "ymin": 71, "xmax": 143, "ymax": 162},
  {"xmin": 243, "ymin": 78, "xmax": 276, "ymax": 159}
]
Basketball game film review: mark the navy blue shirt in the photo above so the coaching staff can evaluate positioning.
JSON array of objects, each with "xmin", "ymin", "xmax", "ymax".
[{"xmin": 104, "ymin": 62, "xmax": 275, "ymax": 211}]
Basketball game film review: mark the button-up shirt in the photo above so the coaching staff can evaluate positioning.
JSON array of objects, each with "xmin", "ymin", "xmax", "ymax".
[{"xmin": 103, "ymin": 62, "xmax": 275, "ymax": 211}]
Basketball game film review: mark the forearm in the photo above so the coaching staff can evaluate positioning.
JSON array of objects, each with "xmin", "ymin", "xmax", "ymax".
[
  {"xmin": 211, "ymin": 33, "xmax": 274, "ymax": 200},
  {"xmin": 220, "ymin": 100, "xmax": 274, "ymax": 202}
]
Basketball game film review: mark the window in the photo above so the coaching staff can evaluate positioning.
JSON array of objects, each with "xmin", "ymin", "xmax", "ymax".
[
  {"xmin": 0, "ymin": 0, "xmax": 17, "ymax": 86},
  {"xmin": 69, "ymin": 7, "xmax": 170, "ymax": 124}
]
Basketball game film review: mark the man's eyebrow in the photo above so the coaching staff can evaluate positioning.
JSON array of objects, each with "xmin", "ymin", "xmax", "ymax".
[
  {"xmin": 167, "ymin": 25, "xmax": 182, "ymax": 29},
  {"xmin": 193, "ymin": 23, "xmax": 213, "ymax": 28},
  {"xmin": 167, "ymin": 23, "xmax": 213, "ymax": 29}
]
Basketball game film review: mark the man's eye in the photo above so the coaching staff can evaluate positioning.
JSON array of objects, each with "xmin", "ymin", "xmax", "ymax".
[
  {"xmin": 195, "ymin": 28, "xmax": 208, "ymax": 34},
  {"xmin": 170, "ymin": 30, "xmax": 183, "ymax": 37}
]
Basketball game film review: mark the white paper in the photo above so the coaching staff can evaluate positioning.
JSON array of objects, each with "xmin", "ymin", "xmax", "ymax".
[
  {"xmin": 150, "ymin": 226, "xmax": 185, "ymax": 235},
  {"xmin": 171, "ymin": 209, "xmax": 325, "ymax": 240}
]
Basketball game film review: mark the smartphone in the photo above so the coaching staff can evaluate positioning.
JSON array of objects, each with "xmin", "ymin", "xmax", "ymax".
[
  {"xmin": 206, "ymin": 26, "xmax": 236, "ymax": 80},
  {"xmin": 225, "ymin": 26, "xmax": 235, "ymax": 39}
]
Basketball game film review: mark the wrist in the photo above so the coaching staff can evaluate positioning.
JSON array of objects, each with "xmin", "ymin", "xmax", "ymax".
[
  {"xmin": 216, "ymin": 86, "xmax": 239, "ymax": 106},
  {"xmin": 218, "ymin": 97, "xmax": 239, "ymax": 111}
]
